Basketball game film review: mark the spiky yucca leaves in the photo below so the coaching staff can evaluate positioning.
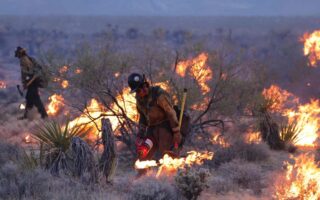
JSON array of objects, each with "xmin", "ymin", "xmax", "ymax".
[
  {"xmin": 280, "ymin": 121, "xmax": 302, "ymax": 145},
  {"xmin": 33, "ymin": 120, "xmax": 89, "ymax": 152},
  {"xmin": 33, "ymin": 120, "xmax": 91, "ymax": 175}
]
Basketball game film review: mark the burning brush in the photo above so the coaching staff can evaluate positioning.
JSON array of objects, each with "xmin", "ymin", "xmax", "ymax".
[{"xmin": 135, "ymin": 151, "xmax": 214, "ymax": 177}]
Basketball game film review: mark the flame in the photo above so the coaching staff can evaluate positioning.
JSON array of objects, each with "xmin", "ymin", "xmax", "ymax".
[
  {"xmin": 244, "ymin": 131, "xmax": 262, "ymax": 144},
  {"xmin": 275, "ymin": 154, "xmax": 320, "ymax": 199},
  {"xmin": 47, "ymin": 94, "xmax": 65, "ymax": 116},
  {"xmin": 191, "ymin": 97, "xmax": 209, "ymax": 111},
  {"xmin": 176, "ymin": 53, "xmax": 213, "ymax": 94},
  {"xmin": 210, "ymin": 131, "xmax": 230, "ymax": 147},
  {"xmin": 135, "ymin": 151, "xmax": 214, "ymax": 177},
  {"xmin": 59, "ymin": 66, "xmax": 69, "ymax": 73},
  {"xmin": 75, "ymin": 68, "xmax": 82, "ymax": 74},
  {"xmin": 53, "ymin": 77, "xmax": 61, "ymax": 82},
  {"xmin": 0, "ymin": 81, "xmax": 6, "ymax": 89},
  {"xmin": 114, "ymin": 72, "xmax": 120, "ymax": 78},
  {"xmin": 19, "ymin": 103, "xmax": 26, "ymax": 110},
  {"xmin": 283, "ymin": 99, "xmax": 320, "ymax": 147},
  {"xmin": 24, "ymin": 134, "xmax": 31, "ymax": 143},
  {"xmin": 262, "ymin": 85, "xmax": 299, "ymax": 113},
  {"xmin": 262, "ymin": 85, "xmax": 320, "ymax": 147},
  {"xmin": 61, "ymin": 80, "xmax": 69, "ymax": 89},
  {"xmin": 301, "ymin": 30, "xmax": 320, "ymax": 67},
  {"xmin": 69, "ymin": 99, "xmax": 104, "ymax": 139},
  {"xmin": 135, "ymin": 160, "xmax": 158, "ymax": 169},
  {"xmin": 68, "ymin": 82, "xmax": 169, "ymax": 140}
]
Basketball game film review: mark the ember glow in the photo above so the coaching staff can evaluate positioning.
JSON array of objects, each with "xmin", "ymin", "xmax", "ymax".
[
  {"xmin": 301, "ymin": 30, "xmax": 320, "ymax": 67},
  {"xmin": 61, "ymin": 80, "xmax": 69, "ymax": 89},
  {"xmin": 176, "ymin": 53, "xmax": 213, "ymax": 94},
  {"xmin": 47, "ymin": 94, "xmax": 65, "ymax": 116},
  {"xmin": 275, "ymin": 154, "xmax": 320, "ymax": 199},
  {"xmin": 0, "ymin": 81, "xmax": 6, "ymax": 89},
  {"xmin": 135, "ymin": 151, "xmax": 214, "ymax": 177}
]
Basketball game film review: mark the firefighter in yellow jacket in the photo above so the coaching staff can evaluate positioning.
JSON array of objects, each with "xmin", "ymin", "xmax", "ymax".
[{"xmin": 128, "ymin": 73, "xmax": 182, "ymax": 161}]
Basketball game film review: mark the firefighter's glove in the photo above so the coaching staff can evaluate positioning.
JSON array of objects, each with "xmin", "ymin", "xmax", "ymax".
[{"xmin": 172, "ymin": 128, "xmax": 182, "ymax": 148}]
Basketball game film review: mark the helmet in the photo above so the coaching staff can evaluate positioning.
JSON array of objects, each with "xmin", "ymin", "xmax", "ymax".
[
  {"xmin": 15, "ymin": 46, "xmax": 26, "ymax": 58},
  {"xmin": 128, "ymin": 73, "xmax": 144, "ymax": 93}
]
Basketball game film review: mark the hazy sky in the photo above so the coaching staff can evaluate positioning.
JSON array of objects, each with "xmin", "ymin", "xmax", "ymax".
[{"xmin": 0, "ymin": 0, "xmax": 319, "ymax": 16}]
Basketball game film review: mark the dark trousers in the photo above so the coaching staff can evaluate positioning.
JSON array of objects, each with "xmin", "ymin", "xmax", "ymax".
[
  {"xmin": 24, "ymin": 81, "xmax": 48, "ymax": 118},
  {"xmin": 143, "ymin": 121, "xmax": 174, "ymax": 160}
]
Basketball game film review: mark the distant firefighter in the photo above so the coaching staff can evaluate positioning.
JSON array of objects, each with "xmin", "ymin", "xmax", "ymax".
[{"xmin": 15, "ymin": 46, "xmax": 48, "ymax": 119}]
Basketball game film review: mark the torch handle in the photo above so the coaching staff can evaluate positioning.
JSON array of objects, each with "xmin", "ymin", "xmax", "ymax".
[{"xmin": 178, "ymin": 88, "xmax": 188, "ymax": 129}]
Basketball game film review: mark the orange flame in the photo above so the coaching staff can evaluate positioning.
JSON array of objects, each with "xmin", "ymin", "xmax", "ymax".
[
  {"xmin": 68, "ymin": 82, "xmax": 169, "ymax": 140},
  {"xmin": 47, "ymin": 94, "xmax": 65, "ymax": 116},
  {"xmin": 301, "ymin": 30, "xmax": 320, "ymax": 67},
  {"xmin": 244, "ymin": 131, "xmax": 262, "ymax": 144},
  {"xmin": 69, "ymin": 99, "xmax": 104, "ymax": 139},
  {"xmin": 275, "ymin": 154, "xmax": 320, "ymax": 199},
  {"xmin": 75, "ymin": 68, "xmax": 82, "ymax": 74},
  {"xmin": 61, "ymin": 80, "xmax": 69, "ymax": 89},
  {"xmin": 262, "ymin": 85, "xmax": 299, "ymax": 113},
  {"xmin": 283, "ymin": 99, "xmax": 320, "ymax": 147},
  {"xmin": 135, "ymin": 151, "xmax": 214, "ymax": 177},
  {"xmin": 24, "ymin": 134, "xmax": 31, "ymax": 143},
  {"xmin": 0, "ymin": 81, "xmax": 6, "ymax": 89},
  {"xmin": 176, "ymin": 53, "xmax": 213, "ymax": 94},
  {"xmin": 210, "ymin": 131, "xmax": 230, "ymax": 147},
  {"xmin": 262, "ymin": 85, "xmax": 319, "ymax": 147}
]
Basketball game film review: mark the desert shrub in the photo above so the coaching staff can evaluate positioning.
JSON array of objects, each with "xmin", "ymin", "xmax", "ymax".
[
  {"xmin": 0, "ymin": 162, "xmax": 53, "ymax": 200},
  {"xmin": 211, "ymin": 141, "xmax": 270, "ymax": 167},
  {"xmin": 129, "ymin": 176, "xmax": 178, "ymax": 200},
  {"xmin": 0, "ymin": 161, "xmax": 110, "ymax": 200},
  {"xmin": 0, "ymin": 142, "xmax": 24, "ymax": 167},
  {"xmin": 233, "ymin": 141, "xmax": 270, "ymax": 162},
  {"xmin": 175, "ymin": 168, "xmax": 211, "ymax": 200},
  {"xmin": 208, "ymin": 176, "xmax": 236, "ymax": 195},
  {"xmin": 217, "ymin": 159, "xmax": 265, "ymax": 194},
  {"xmin": 210, "ymin": 147, "xmax": 237, "ymax": 168}
]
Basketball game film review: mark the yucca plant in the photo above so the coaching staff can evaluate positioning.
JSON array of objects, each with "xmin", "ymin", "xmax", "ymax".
[
  {"xmin": 32, "ymin": 120, "xmax": 91, "ymax": 175},
  {"xmin": 280, "ymin": 121, "xmax": 302, "ymax": 145}
]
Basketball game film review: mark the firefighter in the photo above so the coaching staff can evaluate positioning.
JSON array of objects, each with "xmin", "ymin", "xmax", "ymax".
[
  {"xmin": 128, "ymin": 73, "xmax": 182, "ymax": 163},
  {"xmin": 15, "ymin": 46, "xmax": 48, "ymax": 119}
]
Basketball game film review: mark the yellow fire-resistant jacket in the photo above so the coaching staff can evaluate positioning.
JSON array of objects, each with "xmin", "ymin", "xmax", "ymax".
[
  {"xmin": 19, "ymin": 55, "xmax": 41, "ymax": 85},
  {"xmin": 136, "ymin": 86, "xmax": 180, "ymax": 135}
]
